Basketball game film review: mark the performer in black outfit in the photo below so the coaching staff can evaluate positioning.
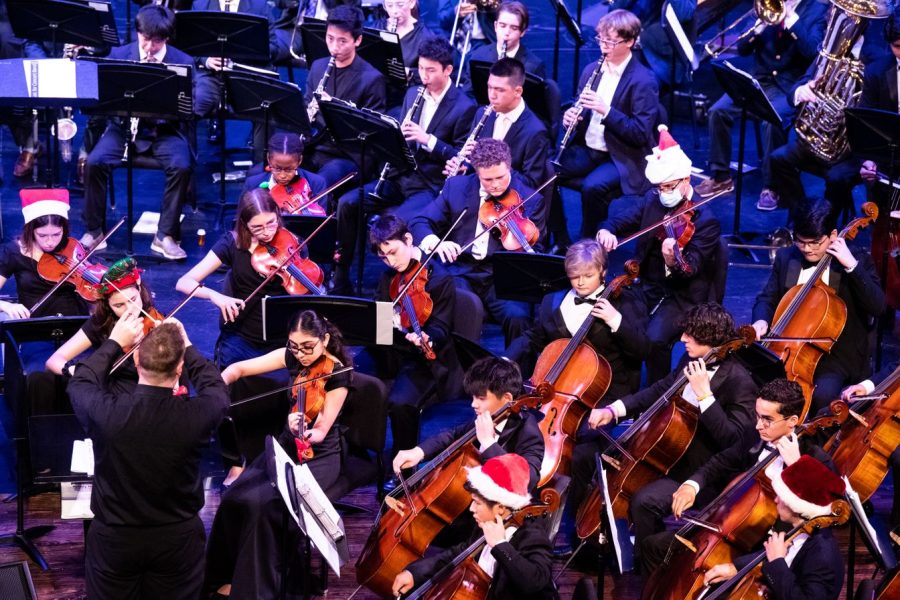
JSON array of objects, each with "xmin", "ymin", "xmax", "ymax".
[
  {"xmin": 80, "ymin": 5, "xmax": 214, "ymax": 261},
  {"xmin": 373, "ymin": 0, "xmax": 437, "ymax": 74},
  {"xmin": 392, "ymin": 453, "xmax": 558, "ymax": 600},
  {"xmin": 68, "ymin": 319, "xmax": 228, "ymax": 600},
  {"xmin": 557, "ymin": 9, "xmax": 659, "ymax": 238},
  {"xmin": 589, "ymin": 302, "xmax": 758, "ymax": 551},
  {"xmin": 411, "ymin": 138, "xmax": 537, "ymax": 344},
  {"xmin": 702, "ymin": 456, "xmax": 846, "ymax": 600},
  {"xmin": 751, "ymin": 199, "xmax": 885, "ymax": 415},
  {"xmin": 597, "ymin": 126, "xmax": 722, "ymax": 383},
  {"xmin": 368, "ymin": 215, "xmax": 459, "ymax": 462},
  {"xmin": 466, "ymin": 1, "xmax": 547, "ymax": 79},
  {"xmin": 303, "ymin": 5, "xmax": 388, "ymax": 186},
  {"xmin": 243, "ymin": 132, "xmax": 328, "ymax": 212}
]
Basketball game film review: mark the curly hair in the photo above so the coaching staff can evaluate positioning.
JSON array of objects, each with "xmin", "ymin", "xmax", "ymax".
[
  {"xmin": 679, "ymin": 302, "xmax": 736, "ymax": 347},
  {"xmin": 758, "ymin": 379, "xmax": 805, "ymax": 419},
  {"xmin": 469, "ymin": 138, "xmax": 512, "ymax": 171}
]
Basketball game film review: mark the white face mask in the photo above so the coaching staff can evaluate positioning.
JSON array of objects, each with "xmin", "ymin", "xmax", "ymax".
[{"xmin": 659, "ymin": 187, "xmax": 683, "ymax": 208}]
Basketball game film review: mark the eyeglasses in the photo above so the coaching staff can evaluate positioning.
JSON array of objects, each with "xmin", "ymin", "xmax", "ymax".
[
  {"xmin": 755, "ymin": 414, "xmax": 789, "ymax": 429},
  {"xmin": 247, "ymin": 221, "xmax": 278, "ymax": 234},
  {"xmin": 287, "ymin": 339, "xmax": 321, "ymax": 355},
  {"xmin": 269, "ymin": 165, "xmax": 298, "ymax": 174},
  {"xmin": 596, "ymin": 36, "xmax": 627, "ymax": 47},
  {"xmin": 658, "ymin": 179, "xmax": 686, "ymax": 193},
  {"xmin": 794, "ymin": 236, "xmax": 828, "ymax": 249}
]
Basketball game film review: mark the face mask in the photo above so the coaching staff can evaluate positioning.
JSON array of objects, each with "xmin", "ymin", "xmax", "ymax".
[{"xmin": 659, "ymin": 187, "xmax": 683, "ymax": 208}]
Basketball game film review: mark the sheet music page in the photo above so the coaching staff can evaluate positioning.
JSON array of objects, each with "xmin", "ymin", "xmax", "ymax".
[
  {"xmin": 23, "ymin": 59, "xmax": 78, "ymax": 98},
  {"xmin": 71, "ymin": 439, "xmax": 95, "ymax": 476},
  {"xmin": 664, "ymin": 5, "xmax": 696, "ymax": 68},
  {"xmin": 61, "ymin": 482, "xmax": 94, "ymax": 519}
]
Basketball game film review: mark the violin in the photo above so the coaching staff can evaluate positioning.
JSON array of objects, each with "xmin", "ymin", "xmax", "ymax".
[
  {"xmin": 36, "ymin": 237, "xmax": 107, "ymax": 302},
  {"xmin": 657, "ymin": 200, "xmax": 697, "ymax": 274},
  {"xmin": 390, "ymin": 259, "xmax": 436, "ymax": 361},
  {"xmin": 249, "ymin": 228, "xmax": 326, "ymax": 296},
  {"xmin": 266, "ymin": 176, "xmax": 327, "ymax": 216},
  {"xmin": 291, "ymin": 354, "xmax": 335, "ymax": 462},
  {"xmin": 477, "ymin": 187, "xmax": 539, "ymax": 253}
]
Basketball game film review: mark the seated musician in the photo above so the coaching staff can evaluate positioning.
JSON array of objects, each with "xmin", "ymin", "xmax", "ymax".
[
  {"xmin": 410, "ymin": 138, "xmax": 537, "ymax": 345},
  {"xmin": 368, "ymin": 215, "xmax": 460, "ymax": 469},
  {"xmin": 439, "ymin": 0, "xmax": 497, "ymax": 52},
  {"xmin": 596, "ymin": 125, "xmax": 721, "ymax": 384},
  {"xmin": 392, "ymin": 356, "xmax": 544, "ymax": 494},
  {"xmin": 640, "ymin": 378, "xmax": 834, "ymax": 575},
  {"xmin": 751, "ymin": 199, "xmax": 885, "ymax": 415},
  {"xmin": 466, "ymin": 1, "xmax": 547, "ymax": 79},
  {"xmin": 243, "ymin": 132, "xmax": 327, "ymax": 214},
  {"xmin": 206, "ymin": 309, "xmax": 353, "ymax": 599},
  {"xmin": 391, "ymin": 453, "xmax": 558, "ymax": 600},
  {"xmin": 557, "ymin": 9, "xmax": 658, "ymax": 239},
  {"xmin": 702, "ymin": 456, "xmax": 845, "ymax": 600},
  {"xmin": 330, "ymin": 38, "xmax": 477, "ymax": 294},
  {"xmin": 79, "ymin": 4, "xmax": 215, "ymax": 261},
  {"xmin": 373, "ymin": 0, "xmax": 437, "ymax": 75},
  {"xmin": 302, "ymin": 5, "xmax": 388, "ymax": 186},
  {"xmin": 588, "ymin": 302, "xmax": 757, "ymax": 553}
]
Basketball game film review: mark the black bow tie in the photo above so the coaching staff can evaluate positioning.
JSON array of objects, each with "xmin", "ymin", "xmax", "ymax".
[{"xmin": 574, "ymin": 296, "xmax": 597, "ymax": 306}]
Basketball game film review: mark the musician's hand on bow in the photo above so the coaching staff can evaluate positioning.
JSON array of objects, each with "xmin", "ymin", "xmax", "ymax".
[
  {"xmin": 475, "ymin": 410, "xmax": 498, "ymax": 448},
  {"xmin": 794, "ymin": 79, "xmax": 818, "ymax": 104},
  {"xmin": 209, "ymin": 290, "xmax": 245, "ymax": 323},
  {"xmin": 482, "ymin": 515, "xmax": 507, "ymax": 547},
  {"xmin": 434, "ymin": 241, "xmax": 462, "ymax": 264},
  {"xmin": 684, "ymin": 358, "xmax": 713, "ymax": 401},
  {"xmin": 0, "ymin": 300, "xmax": 30, "ymax": 320},
  {"xmin": 841, "ymin": 383, "xmax": 867, "ymax": 401},
  {"xmin": 393, "ymin": 447, "xmax": 425, "ymax": 474},
  {"xmin": 562, "ymin": 105, "xmax": 583, "ymax": 128},
  {"xmin": 826, "ymin": 236, "xmax": 858, "ymax": 271},
  {"xmin": 287, "ymin": 412, "xmax": 303, "ymax": 436},
  {"xmin": 860, "ymin": 160, "xmax": 878, "ymax": 182},
  {"xmin": 595, "ymin": 229, "xmax": 618, "ymax": 251},
  {"xmin": 392, "ymin": 570, "xmax": 415, "ymax": 597},
  {"xmin": 405, "ymin": 331, "xmax": 430, "ymax": 348},
  {"xmin": 774, "ymin": 432, "xmax": 801, "ymax": 466},
  {"xmin": 592, "ymin": 298, "xmax": 621, "ymax": 326},
  {"xmin": 402, "ymin": 120, "xmax": 429, "ymax": 145},
  {"xmin": 764, "ymin": 531, "xmax": 790, "ymax": 561},
  {"xmin": 588, "ymin": 406, "xmax": 615, "ymax": 429},
  {"xmin": 578, "ymin": 89, "xmax": 608, "ymax": 116},
  {"xmin": 752, "ymin": 319, "xmax": 769, "ymax": 340},
  {"xmin": 703, "ymin": 563, "xmax": 737, "ymax": 585},
  {"xmin": 671, "ymin": 484, "xmax": 697, "ymax": 519},
  {"xmin": 110, "ymin": 310, "xmax": 144, "ymax": 350},
  {"xmin": 661, "ymin": 237, "xmax": 677, "ymax": 267}
]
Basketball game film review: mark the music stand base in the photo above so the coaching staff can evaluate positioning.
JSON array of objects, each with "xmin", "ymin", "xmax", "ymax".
[{"xmin": 0, "ymin": 525, "xmax": 55, "ymax": 571}]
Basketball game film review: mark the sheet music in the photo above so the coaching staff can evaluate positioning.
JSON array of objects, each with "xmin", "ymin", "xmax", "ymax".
[
  {"xmin": 664, "ymin": 4, "xmax": 697, "ymax": 70},
  {"xmin": 23, "ymin": 59, "xmax": 79, "ymax": 99},
  {"xmin": 375, "ymin": 301, "xmax": 394, "ymax": 345},
  {"xmin": 599, "ymin": 459, "xmax": 634, "ymax": 573},
  {"xmin": 61, "ymin": 482, "xmax": 94, "ymax": 519},
  {"xmin": 845, "ymin": 476, "xmax": 897, "ymax": 570},
  {"xmin": 71, "ymin": 439, "xmax": 95, "ymax": 476}
]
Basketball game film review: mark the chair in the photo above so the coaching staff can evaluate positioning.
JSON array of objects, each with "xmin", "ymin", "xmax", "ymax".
[
  {"xmin": 854, "ymin": 578, "xmax": 876, "ymax": 600},
  {"xmin": 453, "ymin": 288, "xmax": 485, "ymax": 343}
]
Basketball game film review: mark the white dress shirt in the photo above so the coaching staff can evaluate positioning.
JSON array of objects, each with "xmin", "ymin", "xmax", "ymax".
[
  {"xmin": 491, "ymin": 98, "xmax": 526, "ymax": 142},
  {"xmin": 585, "ymin": 54, "xmax": 631, "ymax": 152},
  {"xmin": 477, "ymin": 525, "xmax": 518, "ymax": 576},
  {"xmin": 418, "ymin": 80, "xmax": 452, "ymax": 153}
]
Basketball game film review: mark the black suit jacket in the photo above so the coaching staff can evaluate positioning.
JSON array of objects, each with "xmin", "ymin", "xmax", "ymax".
[
  {"xmin": 471, "ymin": 103, "xmax": 549, "ymax": 188},
  {"xmin": 621, "ymin": 354, "xmax": 758, "ymax": 482},
  {"xmin": 468, "ymin": 42, "xmax": 547, "ymax": 79},
  {"xmin": 734, "ymin": 528, "xmax": 843, "ymax": 600},
  {"xmin": 406, "ymin": 515, "xmax": 558, "ymax": 600},
  {"xmin": 860, "ymin": 55, "xmax": 900, "ymax": 112},
  {"xmin": 409, "ymin": 172, "xmax": 541, "ymax": 256},
  {"xmin": 602, "ymin": 191, "xmax": 722, "ymax": 309},
  {"xmin": 506, "ymin": 285, "xmax": 650, "ymax": 400},
  {"xmin": 189, "ymin": 0, "xmax": 278, "ymax": 63},
  {"xmin": 571, "ymin": 57, "xmax": 659, "ymax": 196},
  {"xmin": 418, "ymin": 409, "xmax": 545, "ymax": 492},
  {"xmin": 752, "ymin": 245, "xmax": 884, "ymax": 380},
  {"xmin": 242, "ymin": 168, "xmax": 327, "ymax": 197}
]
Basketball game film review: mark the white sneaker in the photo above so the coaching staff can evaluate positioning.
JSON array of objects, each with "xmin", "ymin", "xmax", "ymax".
[
  {"xmin": 78, "ymin": 231, "xmax": 107, "ymax": 251},
  {"xmin": 151, "ymin": 235, "xmax": 187, "ymax": 260}
]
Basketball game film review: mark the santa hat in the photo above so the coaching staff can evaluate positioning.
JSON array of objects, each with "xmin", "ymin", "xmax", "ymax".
[
  {"xmin": 93, "ymin": 257, "xmax": 143, "ymax": 296},
  {"xmin": 644, "ymin": 125, "xmax": 693, "ymax": 185},
  {"xmin": 466, "ymin": 453, "xmax": 532, "ymax": 510},
  {"xmin": 20, "ymin": 189, "xmax": 70, "ymax": 224},
  {"xmin": 767, "ymin": 455, "xmax": 845, "ymax": 519}
]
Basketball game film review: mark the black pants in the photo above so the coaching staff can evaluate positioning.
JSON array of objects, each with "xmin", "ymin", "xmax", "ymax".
[
  {"xmin": 646, "ymin": 299, "xmax": 687, "ymax": 385},
  {"xmin": 557, "ymin": 144, "xmax": 622, "ymax": 239},
  {"xmin": 85, "ymin": 516, "xmax": 205, "ymax": 600}
]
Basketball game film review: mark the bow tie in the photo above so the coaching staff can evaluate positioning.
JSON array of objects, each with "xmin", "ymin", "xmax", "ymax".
[{"xmin": 573, "ymin": 296, "xmax": 597, "ymax": 306}]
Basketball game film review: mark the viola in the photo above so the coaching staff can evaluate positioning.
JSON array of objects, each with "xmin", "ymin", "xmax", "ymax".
[
  {"xmin": 36, "ymin": 237, "xmax": 107, "ymax": 302},
  {"xmin": 291, "ymin": 354, "xmax": 335, "ymax": 462},
  {"xmin": 762, "ymin": 202, "xmax": 878, "ymax": 417},
  {"xmin": 657, "ymin": 200, "xmax": 697, "ymax": 274},
  {"xmin": 477, "ymin": 187, "xmax": 539, "ymax": 253},
  {"xmin": 531, "ymin": 260, "xmax": 640, "ymax": 486},
  {"xmin": 250, "ymin": 227, "xmax": 326, "ymax": 296},
  {"xmin": 267, "ymin": 176, "xmax": 327, "ymax": 216},
  {"xmin": 390, "ymin": 259, "xmax": 436, "ymax": 361}
]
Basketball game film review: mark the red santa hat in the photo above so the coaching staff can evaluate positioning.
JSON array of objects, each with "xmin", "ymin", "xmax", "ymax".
[
  {"xmin": 20, "ymin": 189, "xmax": 70, "ymax": 224},
  {"xmin": 466, "ymin": 453, "xmax": 531, "ymax": 510},
  {"xmin": 768, "ymin": 455, "xmax": 845, "ymax": 519},
  {"xmin": 644, "ymin": 124, "xmax": 693, "ymax": 185}
]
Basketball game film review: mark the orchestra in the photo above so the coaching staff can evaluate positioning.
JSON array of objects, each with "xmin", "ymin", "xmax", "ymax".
[{"xmin": 2, "ymin": 1, "xmax": 900, "ymax": 599}]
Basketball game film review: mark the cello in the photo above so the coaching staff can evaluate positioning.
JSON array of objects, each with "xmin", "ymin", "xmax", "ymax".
[
  {"xmin": 354, "ymin": 391, "xmax": 550, "ymax": 598},
  {"xmin": 530, "ymin": 260, "xmax": 640, "ymax": 485},
  {"xmin": 761, "ymin": 202, "xmax": 878, "ymax": 416},
  {"xmin": 640, "ymin": 404, "xmax": 850, "ymax": 600}
]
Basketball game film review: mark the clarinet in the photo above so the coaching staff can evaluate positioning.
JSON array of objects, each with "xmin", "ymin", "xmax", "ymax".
[
  {"xmin": 446, "ymin": 105, "xmax": 494, "ymax": 179},
  {"xmin": 306, "ymin": 56, "xmax": 335, "ymax": 123},
  {"xmin": 500, "ymin": 40, "xmax": 508, "ymax": 59},
  {"xmin": 552, "ymin": 55, "xmax": 605, "ymax": 167},
  {"xmin": 387, "ymin": 16, "xmax": 398, "ymax": 33},
  {"xmin": 370, "ymin": 86, "xmax": 426, "ymax": 201}
]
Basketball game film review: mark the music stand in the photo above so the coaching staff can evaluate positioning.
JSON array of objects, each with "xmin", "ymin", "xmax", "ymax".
[
  {"xmin": 470, "ymin": 61, "xmax": 551, "ymax": 124},
  {"xmin": 7, "ymin": 0, "xmax": 119, "ymax": 51},
  {"xmin": 547, "ymin": 0, "xmax": 584, "ymax": 82},
  {"xmin": 80, "ymin": 57, "xmax": 194, "ymax": 260},
  {"xmin": 662, "ymin": 1, "xmax": 700, "ymax": 148},
  {"xmin": 733, "ymin": 343, "xmax": 786, "ymax": 389},
  {"xmin": 300, "ymin": 20, "xmax": 407, "ymax": 88},
  {"xmin": 711, "ymin": 61, "xmax": 782, "ymax": 238},
  {"xmin": 0, "ymin": 316, "xmax": 88, "ymax": 570},
  {"xmin": 281, "ymin": 215, "xmax": 338, "ymax": 266},
  {"xmin": 319, "ymin": 99, "xmax": 417, "ymax": 294},
  {"xmin": 492, "ymin": 252, "xmax": 568, "ymax": 303},
  {"xmin": 261, "ymin": 295, "xmax": 394, "ymax": 347},
  {"xmin": 299, "ymin": 18, "xmax": 329, "ymax": 65}
]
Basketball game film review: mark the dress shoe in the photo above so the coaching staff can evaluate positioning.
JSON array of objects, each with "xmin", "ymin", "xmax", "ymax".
[
  {"xmin": 151, "ymin": 235, "xmax": 188, "ymax": 260},
  {"xmin": 13, "ymin": 147, "xmax": 39, "ymax": 178},
  {"xmin": 79, "ymin": 231, "xmax": 107, "ymax": 252},
  {"xmin": 695, "ymin": 176, "xmax": 734, "ymax": 198},
  {"xmin": 756, "ymin": 188, "xmax": 779, "ymax": 211}
]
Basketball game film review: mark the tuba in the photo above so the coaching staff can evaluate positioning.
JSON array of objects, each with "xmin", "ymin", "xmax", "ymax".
[{"xmin": 794, "ymin": 0, "xmax": 889, "ymax": 163}]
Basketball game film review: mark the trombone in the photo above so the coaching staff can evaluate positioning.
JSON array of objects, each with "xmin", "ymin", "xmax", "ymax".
[{"xmin": 703, "ymin": 0, "xmax": 784, "ymax": 59}]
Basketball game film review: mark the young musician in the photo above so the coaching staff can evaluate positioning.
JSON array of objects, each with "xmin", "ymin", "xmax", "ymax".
[
  {"xmin": 751, "ymin": 199, "xmax": 885, "ymax": 415},
  {"xmin": 374, "ymin": 0, "xmax": 436, "ymax": 72},
  {"xmin": 243, "ymin": 132, "xmax": 328, "ymax": 214},
  {"xmin": 330, "ymin": 37, "xmax": 477, "ymax": 293},
  {"xmin": 467, "ymin": 1, "xmax": 547, "ymax": 78},
  {"xmin": 369, "ymin": 215, "xmax": 459, "ymax": 463},
  {"xmin": 596, "ymin": 125, "xmax": 722, "ymax": 383},
  {"xmin": 392, "ymin": 453, "xmax": 557, "ymax": 600},
  {"xmin": 588, "ymin": 302, "xmax": 758, "ymax": 550},
  {"xmin": 392, "ymin": 356, "xmax": 544, "ymax": 494},
  {"xmin": 411, "ymin": 138, "xmax": 537, "ymax": 344},
  {"xmin": 206, "ymin": 310, "xmax": 353, "ymax": 598},
  {"xmin": 68, "ymin": 319, "xmax": 228, "ymax": 600},
  {"xmin": 439, "ymin": 0, "xmax": 498, "ymax": 50},
  {"xmin": 79, "ymin": 4, "xmax": 214, "ymax": 260},
  {"xmin": 702, "ymin": 456, "xmax": 845, "ymax": 600},
  {"xmin": 557, "ymin": 9, "xmax": 659, "ymax": 239},
  {"xmin": 302, "ymin": 5, "xmax": 388, "ymax": 186}
]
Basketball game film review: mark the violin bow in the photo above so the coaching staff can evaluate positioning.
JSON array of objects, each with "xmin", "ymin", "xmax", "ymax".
[
  {"xmin": 392, "ymin": 208, "xmax": 468, "ymax": 306},
  {"xmin": 608, "ymin": 187, "xmax": 727, "ymax": 248},
  {"xmin": 100, "ymin": 276, "xmax": 162, "ymax": 326},
  {"xmin": 288, "ymin": 171, "xmax": 357, "ymax": 215},
  {"xmin": 109, "ymin": 283, "xmax": 203, "ymax": 374},
  {"xmin": 458, "ymin": 174, "xmax": 558, "ymax": 254},
  {"xmin": 229, "ymin": 365, "xmax": 354, "ymax": 408},
  {"xmin": 28, "ymin": 217, "xmax": 126, "ymax": 314}
]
